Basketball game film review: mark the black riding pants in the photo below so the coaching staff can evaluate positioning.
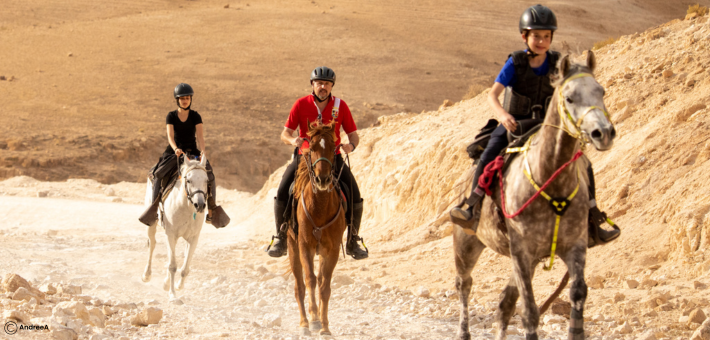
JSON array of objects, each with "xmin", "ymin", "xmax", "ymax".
[
  {"xmin": 471, "ymin": 124, "xmax": 510, "ymax": 192},
  {"xmin": 276, "ymin": 153, "xmax": 361, "ymax": 212},
  {"xmin": 151, "ymin": 150, "xmax": 216, "ymax": 208}
]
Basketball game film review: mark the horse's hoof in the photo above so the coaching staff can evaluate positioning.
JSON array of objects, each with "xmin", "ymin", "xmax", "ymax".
[
  {"xmin": 299, "ymin": 327, "xmax": 311, "ymax": 336},
  {"xmin": 456, "ymin": 331, "xmax": 471, "ymax": 340},
  {"xmin": 309, "ymin": 320, "xmax": 322, "ymax": 331},
  {"xmin": 169, "ymin": 297, "xmax": 184, "ymax": 305},
  {"xmin": 141, "ymin": 274, "xmax": 151, "ymax": 283},
  {"xmin": 163, "ymin": 279, "xmax": 170, "ymax": 291},
  {"xmin": 319, "ymin": 329, "xmax": 332, "ymax": 336},
  {"xmin": 176, "ymin": 281, "xmax": 185, "ymax": 291}
]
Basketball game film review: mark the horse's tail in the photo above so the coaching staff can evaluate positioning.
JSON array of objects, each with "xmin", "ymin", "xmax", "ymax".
[{"xmin": 539, "ymin": 271, "xmax": 570, "ymax": 314}]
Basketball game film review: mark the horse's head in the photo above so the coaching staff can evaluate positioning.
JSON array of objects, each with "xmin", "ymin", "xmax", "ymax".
[
  {"xmin": 181, "ymin": 154, "xmax": 209, "ymax": 213},
  {"xmin": 556, "ymin": 51, "xmax": 616, "ymax": 151},
  {"xmin": 305, "ymin": 121, "xmax": 337, "ymax": 192}
]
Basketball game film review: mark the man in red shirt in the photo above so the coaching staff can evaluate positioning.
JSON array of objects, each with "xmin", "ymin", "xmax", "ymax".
[{"xmin": 267, "ymin": 67, "xmax": 368, "ymax": 260}]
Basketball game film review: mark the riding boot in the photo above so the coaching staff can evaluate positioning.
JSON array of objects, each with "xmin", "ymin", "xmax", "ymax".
[
  {"xmin": 205, "ymin": 169, "xmax": 230, "ymax": 228},
  {"xmin": 139, "ymin": 178, "xmax": 163, "ymax": 226},
  {"xmin": 267, "ymin": 198, "xmax": 289, "ymax": 258},
  {"xmin": 586, "ymin": 164, "xmax": 620, "ymax": 248},
  {"xmin": 346, "ymin": 199, "xmax": 369, "ymax": 260},
  {"xmin": 588, "ymin": 207, "xmax": 621, "ymax": 248},
  {"xmin": 449, "ymin": 163, "xmax": 486, "ymax": 232}
]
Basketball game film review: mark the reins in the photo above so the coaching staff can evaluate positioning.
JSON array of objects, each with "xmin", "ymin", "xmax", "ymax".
[
  {"xmin": 480, "ymin": 72, "xmax": 613, "ymax": 270},
  {"xmin": 298, "ymin": 138, "xmax": 349, "ymax": 250},
  {"xmin": 178, "ymin": 157, "xmax": 208, "ymax": 220}
]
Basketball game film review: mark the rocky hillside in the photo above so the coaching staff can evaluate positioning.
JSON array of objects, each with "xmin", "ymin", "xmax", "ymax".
[{"xmin": 247, "ymin": 11, "xmax": 710, "ymax": 339}]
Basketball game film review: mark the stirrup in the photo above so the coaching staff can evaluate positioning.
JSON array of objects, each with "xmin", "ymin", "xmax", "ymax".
[
  {"xmin": 449, "ymin": 197, "xmax": 482, "ymax": 235},
  {"xmin": 346, "ymin": 235, "xmax": 369, "ymax": 259},
  {"xmin": 266, "ymin": 236, "xmax": 288, "ymax": 257},
  {"xmin": 588, "ymin": 211, "xmax": 620, "ymax": 248}
]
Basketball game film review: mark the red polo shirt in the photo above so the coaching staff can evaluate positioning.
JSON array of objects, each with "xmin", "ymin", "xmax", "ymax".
[{"xmin": 284, "ymin": 94, "xmax": 357, "ymax": 154}]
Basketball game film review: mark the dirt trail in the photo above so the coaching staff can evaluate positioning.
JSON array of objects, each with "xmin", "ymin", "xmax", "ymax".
[{"xmin": 0, "ymin": 184, "xmax": 488, "ymax": 340}]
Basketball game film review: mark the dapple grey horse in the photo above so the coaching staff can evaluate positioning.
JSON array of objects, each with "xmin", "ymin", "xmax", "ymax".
[{"xmin": 453, "ymin": 51, "xmax": 615, "ymax": 340}]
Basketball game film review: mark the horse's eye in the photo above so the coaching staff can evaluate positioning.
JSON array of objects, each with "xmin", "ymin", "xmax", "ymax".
[
  {"xmin": 187, "ymin": 180, "xmax": 191, "ymax": 184},
  {"xmin": 566, "ymin": 97, "xmax": 574, "ymax": 104}
]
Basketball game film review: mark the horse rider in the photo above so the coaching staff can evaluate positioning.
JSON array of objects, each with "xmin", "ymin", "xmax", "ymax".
[
  {"xmin": 139, "ymin": 83, "xmax": 229, "ymax": 228},
  {"xmin": 450, "ymin": 4, "xmax": 620, "ymax": 247},
  {"xmin": 267, "ymin": 67, "xmax": 369, "ymax": 259}
]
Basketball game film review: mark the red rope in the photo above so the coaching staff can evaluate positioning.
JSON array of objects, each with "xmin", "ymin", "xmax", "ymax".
[
  {"xmin": 477, "ymin": 157, "xmax": 505, "ymax": 196},
  {"xmin": 495, "ymin": 150, "xmax": 584, "ymax": 219}
]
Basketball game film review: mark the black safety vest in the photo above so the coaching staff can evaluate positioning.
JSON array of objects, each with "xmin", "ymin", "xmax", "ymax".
[{"xmin": 509, "ymin": 50, "xmax": 560, "ymax": 118}]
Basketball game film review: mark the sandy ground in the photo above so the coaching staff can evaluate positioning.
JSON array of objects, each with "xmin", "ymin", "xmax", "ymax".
[
  {"xmin": 3, "ymin": 3, "xmax": 710, "ymax": 340},
  {"xmin": 0, "ymin": 0, "xmax": 705, "ymax": 192},
  {"xmin": 0, "ymin": 181, "xmax": 514, "ymax": 340}
]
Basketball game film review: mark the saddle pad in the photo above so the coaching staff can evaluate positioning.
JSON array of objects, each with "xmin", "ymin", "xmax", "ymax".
[{"xmin": 148, "ymin": 171, "xmax": 179, "ymax": 203}]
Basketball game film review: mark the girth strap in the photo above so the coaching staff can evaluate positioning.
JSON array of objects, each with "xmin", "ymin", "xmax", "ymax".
[{"xmin": 300, "ymin": 191, "xmax": 343, "ymax": 242}]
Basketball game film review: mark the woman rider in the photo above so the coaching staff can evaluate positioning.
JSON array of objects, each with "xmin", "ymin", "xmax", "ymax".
[{"xmin": 138, "ymin": 83, "xmax": 229, "ymax": 228}]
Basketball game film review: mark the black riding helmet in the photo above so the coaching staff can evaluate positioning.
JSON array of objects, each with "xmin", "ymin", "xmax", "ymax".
[
  {"xmin": 519, "ymin": 5, "xmax": 557, "ymax": 58},
  {"xmin": 310, "ymin": 66, "xmax": 336, "ymax": 85},
  {"xmin": 174, "ymin": 83, "xmax": 194, "ymax": 110},
  {"xmin": 519, "ymin": 4, "xmax": 557, "ymax": 33}
]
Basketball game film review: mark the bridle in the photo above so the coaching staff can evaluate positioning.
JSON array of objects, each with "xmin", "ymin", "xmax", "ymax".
[
  {"xmin": 302, "ymin": 137, "xmax": 343, "ymax": 194},
  {"xmin": 547, "ymin": 72, "xmax": 612, "ymax": 148},
  {"xmin": 179, "ymin": 161, "xmax": 208, "ymax": 208}
]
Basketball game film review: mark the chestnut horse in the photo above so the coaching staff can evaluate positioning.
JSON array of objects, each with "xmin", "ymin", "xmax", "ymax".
[{"xmin": 288, "ymin": 121, "xmax": 347, "ymax": 336}]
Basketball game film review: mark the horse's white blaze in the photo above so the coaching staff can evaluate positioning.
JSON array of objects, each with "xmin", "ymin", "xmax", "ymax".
[{"xmin": 320, "ymin": 139, "xmax": 325, "ymax": 150}]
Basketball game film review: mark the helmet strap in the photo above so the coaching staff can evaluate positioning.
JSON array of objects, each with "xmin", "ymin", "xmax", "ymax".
[
  {"xmin": 524, "ymin": 30, "xmax": 554, "ymax": 59},
  {"xmin": 176, "ymin": 98, "xmax": 191, "ymax": 110}
]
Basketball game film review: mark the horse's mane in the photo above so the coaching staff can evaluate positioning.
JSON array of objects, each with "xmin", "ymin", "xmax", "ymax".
[{"xmin": 294, "ymin": 121, "xmax": 337, "ymax": 196}]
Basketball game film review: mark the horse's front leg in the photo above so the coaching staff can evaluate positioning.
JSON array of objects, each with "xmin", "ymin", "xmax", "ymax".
[
  {"xmin": 288, "ymin": 233, "xmax": 310, "ymax": 335},
  {"xmin": 453, "ymin": 229, "xmax": 487, "ymax": 340},
  {"xmin": 510, "ymin": 246, "xmax": 539, "ymax": 340},
  {"xmin": 142, "ymin": 223, "xmax": 157, "ymax": 282},
  {"xmin": 495, "ymin": 276, "xmax": 520, "ymax": 340},
  {"xmin": 163, "ymin": 234, "xmax": 179, "ymax": 300},
  {"xmin": 299, "ymin": 237, "xmax": 320, "ymax": 332},
  {"xmin": 564, "ymin": 240, "xmax": 588, "ymax": 340},
  {"xmin": 177, "ymin": 232, "xmax": 201, "ymax": 290},
  {"xmin": 317, "ymin": 244, "xmax": 340, "ymax": 336}
]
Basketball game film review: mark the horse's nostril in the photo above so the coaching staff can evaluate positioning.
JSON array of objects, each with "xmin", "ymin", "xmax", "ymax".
[
  {"xmin": 610, "ymin": 127, "xmax": 617, "ymax": 139},
  {"xmin": 591, "ymin": 129, "xmax": 602, "ymax": 140}
]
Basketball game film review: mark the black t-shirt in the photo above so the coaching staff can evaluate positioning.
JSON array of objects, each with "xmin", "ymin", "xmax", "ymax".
[{"xmin": 166, "ymin": 110, "xmax": 203, "ymax": 153}]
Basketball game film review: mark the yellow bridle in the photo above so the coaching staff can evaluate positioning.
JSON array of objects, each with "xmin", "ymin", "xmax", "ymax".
[
  {"xmin": 505, "ymin": 72, "xmax": 613, "ymax": 271},
  {"xmin": 548, "ymin": 72, "xmax": 611, "ymax": 148}
]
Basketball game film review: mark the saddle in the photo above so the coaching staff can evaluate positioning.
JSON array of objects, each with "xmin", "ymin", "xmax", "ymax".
[
  {"xmin": 148, "ymin": 164, "xmax": 180, "ymax": 203},
  {"xmin": 466, "ymin": 119, "xmax": 544, "ymax": 234}
]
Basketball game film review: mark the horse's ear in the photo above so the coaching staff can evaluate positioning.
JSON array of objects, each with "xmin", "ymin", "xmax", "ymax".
[
  {"xmin": 586, "ymin": 50, "xmax": 596, "ymax": 73},
  {"xmin": 199, "ymin": 154, "xmax": 207, "ymax": 167},
  {"xmin": 558, "ymin": 54, "xmax": 571, "ymax": 78}
]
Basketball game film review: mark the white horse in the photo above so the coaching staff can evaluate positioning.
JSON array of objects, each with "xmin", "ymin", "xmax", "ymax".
[{"xmin": 141, "ymin": 154, "xmax": 209, "ymax": 303}]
